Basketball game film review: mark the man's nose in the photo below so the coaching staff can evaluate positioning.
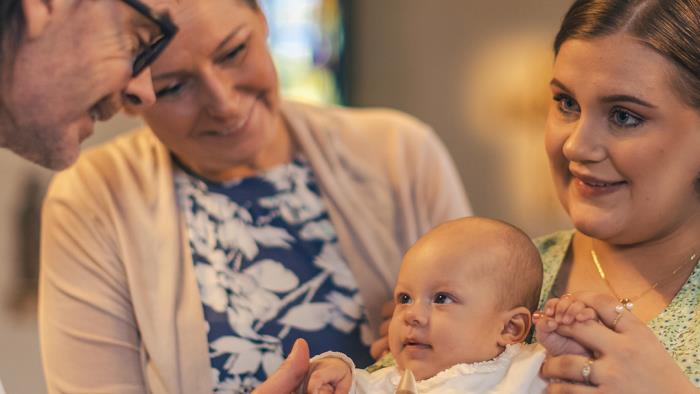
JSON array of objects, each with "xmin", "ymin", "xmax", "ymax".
[{"xmin": 123, "ymin": 68, "xmax": 157, "ymax": 108}]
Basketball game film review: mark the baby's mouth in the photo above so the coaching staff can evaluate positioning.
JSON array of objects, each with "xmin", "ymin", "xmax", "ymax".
[{"xmin": 403, "ymin": 339, "xmax": 432, "ymax": 350}]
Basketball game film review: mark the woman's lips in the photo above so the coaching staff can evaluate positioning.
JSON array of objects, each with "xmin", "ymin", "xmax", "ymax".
[
  {"xmin": 200, "ymin": 101, "xmax": 256, "ymax": 138},
  {"xmin": 572, "ymin": 176, "xmax": 627, "ymax": 198}
]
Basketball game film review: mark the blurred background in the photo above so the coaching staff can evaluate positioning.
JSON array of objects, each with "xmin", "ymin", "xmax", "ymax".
[{"xmin": 0, "ymin": 0, "xmax": 572, "ymax": 392}]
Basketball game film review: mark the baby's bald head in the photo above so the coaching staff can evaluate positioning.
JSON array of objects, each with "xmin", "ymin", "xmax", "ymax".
[{"xmin": 404, "ymin": 217, "xmax": 543, "ymax": 313}]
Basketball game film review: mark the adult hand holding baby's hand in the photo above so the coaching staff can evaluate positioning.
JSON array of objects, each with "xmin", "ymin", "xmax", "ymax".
[
  {"xmin": 305, "ymin": 357, "xmax": 353, "ymax": 394},
  {"xmin": 534, "ymin": 294, "xmax": 598, "ymax": 357},
  {"xmin": 370, "ymin": 300, "xmax": 394, "ymax": 360},
  {"xmin": 539, "ymin": 292, "xmax": 697, "ymax": 393}
]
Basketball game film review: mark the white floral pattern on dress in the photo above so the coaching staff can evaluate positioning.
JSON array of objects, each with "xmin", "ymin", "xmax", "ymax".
[{"xmin": 175, "ymin": 157, "xmax": 372, "ymax": 393}]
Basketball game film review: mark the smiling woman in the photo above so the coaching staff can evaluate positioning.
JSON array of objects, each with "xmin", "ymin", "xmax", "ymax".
[
  {"xmin": 545, "ymin": 34, "xmax": 700, "ymax": 246},
  {"xmin": 37, "ymin": 0, "xmax": 470, "ymax": 392},
  {"xmin": 532, "ymin": 0, "xmax": 700, "ymax": 391}
]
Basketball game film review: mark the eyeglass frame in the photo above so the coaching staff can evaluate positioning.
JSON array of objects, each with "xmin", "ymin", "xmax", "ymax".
[{"xmin": 119, "ymin": 0, "xmax": 179, "ymax": 76}]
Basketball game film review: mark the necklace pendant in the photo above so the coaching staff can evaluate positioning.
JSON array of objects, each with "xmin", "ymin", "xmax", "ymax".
[{"xmin": 619, "ymin": 298, "xmax": 634, "ymax": 311}]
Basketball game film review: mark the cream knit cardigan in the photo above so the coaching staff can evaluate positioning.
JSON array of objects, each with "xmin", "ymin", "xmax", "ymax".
[{"xmin": 39, "ymin": 101, "xmax": 470, "ymax": 393}]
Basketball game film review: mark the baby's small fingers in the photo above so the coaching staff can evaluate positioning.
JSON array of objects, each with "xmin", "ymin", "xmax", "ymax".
[
  {"xmin": 562, "ymin": 301, "xmax": 586, "ymax": 324},
  {"xmin": 335, "ymin": 375, "xmax": 352, "ymax": 394},
  {"xmin": 305, "ymin": 373, "xmax": 323, "ymax": 394},
  {"xmin": 314, "ymin": 383, "xmax": 335, "ymax": 394},
  {"xmin": 554, "ymin": 297, "xmax": 573, "ymax": 323},
  {"xmin": 544, "ymin": 298, "xmax": 561, "ymax": 317},
  {"xmin": 575, "ymin": 307, "xmax": 598, "ymax": 322},
  {"xmin": 535, "ymin": 316, "xmax": 559, "ymax": 333},
  {"xmin": 306, "ymin": 371, "xmax": 335, "ymax": 394}
]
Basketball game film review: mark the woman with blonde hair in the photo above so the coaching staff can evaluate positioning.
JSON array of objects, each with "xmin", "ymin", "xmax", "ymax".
[{"xmin": 38, "ymin": 0, "xmax": 469, "ymax": 393}]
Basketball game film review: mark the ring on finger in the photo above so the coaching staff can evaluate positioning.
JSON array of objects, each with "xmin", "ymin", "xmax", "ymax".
[
  {"xmin": 612, "ymin": 309, "xmax": 624, "ymax": 330},
  {"xmin": 612, "ymin": 303, "xmax": 630, "ymax": 330},
  {"xmin": 581, "ymin": 358, "xmax": 594, "ymax": 385}
]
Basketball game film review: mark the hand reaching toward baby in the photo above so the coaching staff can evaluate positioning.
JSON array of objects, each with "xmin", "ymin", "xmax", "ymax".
[
  {"xmin": 534, "ymin": 295, "xmax": 598, "ymax": 357},
  {"xmin": 304, "ymin": 356, "xmax": 353, "ymax": 394}
]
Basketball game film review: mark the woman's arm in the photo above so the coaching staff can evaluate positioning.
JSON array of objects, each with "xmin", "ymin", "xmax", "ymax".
[
  {"xmin": 39, "ymin": 177, "xmax": 146, "ymax": 394},
  {"xmin": 540, "ymin": 292, "xmax": 698, "ymax": 393}
]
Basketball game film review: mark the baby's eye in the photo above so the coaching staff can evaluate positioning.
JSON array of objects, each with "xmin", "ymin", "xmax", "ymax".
[
  {"xmin": 396, "ymin": 293, "xmax": 412, "ymax": 305},
  {"xmin": 433, "ymin": 293, "xmax": 453, "ymax": 305}
]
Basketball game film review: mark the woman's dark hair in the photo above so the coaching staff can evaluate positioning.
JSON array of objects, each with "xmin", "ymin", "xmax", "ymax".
[{"xmin": 554, "ymin": 0, "xmax": 700, "ymax": 109}]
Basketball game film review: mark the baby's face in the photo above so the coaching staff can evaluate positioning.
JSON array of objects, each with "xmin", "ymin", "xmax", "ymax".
[{"xmin": 388, "ymin": 239, "xmax": 506, "ymax": 381}]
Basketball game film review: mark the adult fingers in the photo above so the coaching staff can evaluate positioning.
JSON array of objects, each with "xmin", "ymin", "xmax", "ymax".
[
  {"xmin": 370, "ymin": 336, "xmax": 389, "ymax": 360},
  {"xmin": 253, "ymin": 338, "xmax": 310, "ymax": 394},
  {"xmin": 552, "ymin": 319, "xmax": 618, "ymax": 355},
  {"xmin": 379, "ymin": 318, "xmax": 391, "ymax": 337},
  {"xmin": 541, "ymin": 354, "xmax": 599, "ymax": 386},
  {"xmin": 381, "ymin": 300, "xmax": 395, "ymax": 319},
  {"xmin": 570, "ymin": 292, "xmax": 643, "ymax": 332}
]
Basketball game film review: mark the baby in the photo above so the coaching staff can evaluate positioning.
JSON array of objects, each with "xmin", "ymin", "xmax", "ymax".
[{"xmin": 301, "ymin": 217, "xmax": 595, "ymax": 393}]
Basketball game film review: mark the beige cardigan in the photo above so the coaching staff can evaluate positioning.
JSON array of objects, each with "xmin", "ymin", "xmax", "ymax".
[{"xmin": 39, "ymin": 102, "xmax": 470, "ymax": 393}]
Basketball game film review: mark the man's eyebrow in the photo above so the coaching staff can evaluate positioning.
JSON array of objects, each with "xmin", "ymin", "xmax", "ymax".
[{"xmin": 129, "ymin": 12, "xmax": 160, "ymax": 39}]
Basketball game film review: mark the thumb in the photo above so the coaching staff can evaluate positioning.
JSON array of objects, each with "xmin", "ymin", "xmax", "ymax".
[{"xmin": 253, "ymin": 338, "xmax": 310, "ymax": 394}]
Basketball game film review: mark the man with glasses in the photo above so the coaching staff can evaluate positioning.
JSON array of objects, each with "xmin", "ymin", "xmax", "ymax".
[
  {"xmin": 0, "ymin": 0, "xmax": 176, "ymax": 391},
  {"xmin": 0, "ymin": 0, "xmax": 177, "ymax": 170},
  {"xmin": 0, "ymin": 0, "xmax": 309, "ymax": 391}
]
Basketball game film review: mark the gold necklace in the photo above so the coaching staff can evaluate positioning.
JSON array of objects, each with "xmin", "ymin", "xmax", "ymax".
[{"xmin": 590, "ymin": 248, "xmax": 698, "ymax": 311}]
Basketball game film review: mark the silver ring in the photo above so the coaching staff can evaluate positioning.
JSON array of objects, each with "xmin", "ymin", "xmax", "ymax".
[{"xmin": 581, "ymin": 358, "xmax": 594, "ymax": 385}]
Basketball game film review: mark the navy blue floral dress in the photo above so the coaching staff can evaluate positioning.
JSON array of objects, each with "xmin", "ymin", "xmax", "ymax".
[{"xmin": 174, "ymin": 156, "xmax": 373, "ymax": 393}]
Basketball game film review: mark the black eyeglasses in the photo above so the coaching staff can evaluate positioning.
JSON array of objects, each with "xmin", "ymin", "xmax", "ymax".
[{"xmin": 120, "ymin": 0, "xmax": 179, "ymax": 76}]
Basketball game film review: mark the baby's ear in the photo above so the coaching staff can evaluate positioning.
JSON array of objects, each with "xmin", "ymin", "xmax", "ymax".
[{"xmin": 497, "ymin": 306, "xmax": 532, "ymax": 347}]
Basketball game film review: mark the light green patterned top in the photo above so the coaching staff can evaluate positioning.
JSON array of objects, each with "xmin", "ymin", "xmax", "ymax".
[{"xmin": 536, "ymin": 230, "xmax": 700, "ymax": 386}]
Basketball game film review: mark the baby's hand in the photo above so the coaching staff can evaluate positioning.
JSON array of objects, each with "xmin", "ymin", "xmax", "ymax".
[
  {"xmin": 305, "ymin": 356, "xmax": 353, "ymax": 394},
  {"xmin": 534, "ymin": 295, "xmax": 598, "ymax": 357}
]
